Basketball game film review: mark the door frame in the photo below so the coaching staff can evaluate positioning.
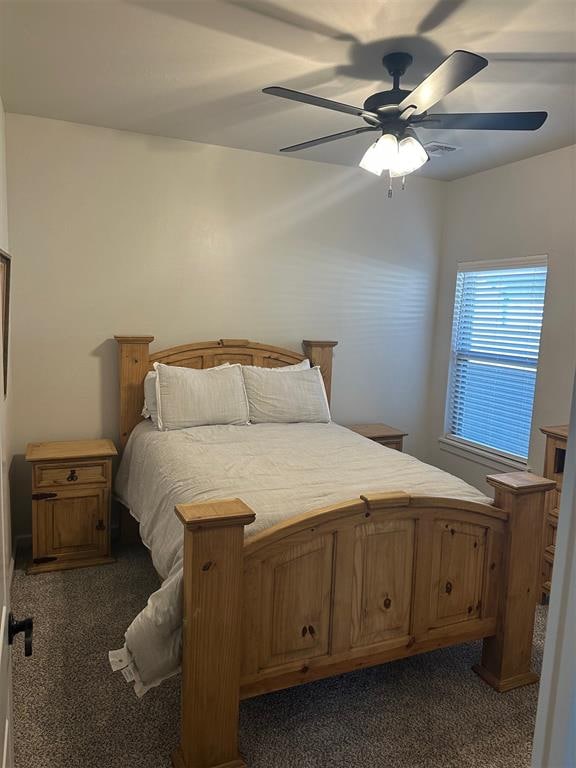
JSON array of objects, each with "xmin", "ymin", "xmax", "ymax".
[{"xmin": 532, "ymin": 375, "xmax": 576, "ymax": 767}]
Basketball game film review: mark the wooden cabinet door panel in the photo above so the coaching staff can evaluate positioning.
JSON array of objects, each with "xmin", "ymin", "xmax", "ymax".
[
  {"xmin": 429, "ymin": 520, "xmax": 486, "ymax": 629},
  {"xmin": 33, "ymin": 489, "xmax": 108, "ymax": 560},
  {"xmin": 259, "ymin": 534, "xmax": 334, "ymax": 670},
  {"xmin": 350, "ymin": 519, "xmax": 415, "ymax": 649}
]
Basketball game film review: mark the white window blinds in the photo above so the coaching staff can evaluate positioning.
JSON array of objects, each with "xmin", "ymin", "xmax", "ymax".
[{"xmin": 446, "ymin": 258, "xmax": 548, "ymax": 461}]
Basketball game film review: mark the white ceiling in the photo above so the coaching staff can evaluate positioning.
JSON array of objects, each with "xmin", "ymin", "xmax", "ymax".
[{"xmin": 1, "ymin": 0, "xmax": 575, "ymax": 180}]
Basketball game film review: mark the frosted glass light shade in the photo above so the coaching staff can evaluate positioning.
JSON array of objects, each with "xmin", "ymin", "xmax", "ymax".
[
  {"xmin": 358, "ymin": 143, "xmax": 382, "ymax": 175},
  {"xmin": 389, "ymin": 136, "xmax": 428, "ymax": 177},
  {"xmin": 359, "ymin": 133, "xmax": 398, "ymax": 175}
]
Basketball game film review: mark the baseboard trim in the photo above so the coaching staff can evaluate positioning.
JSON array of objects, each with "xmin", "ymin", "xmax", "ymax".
[{"xmin": 2, "ymin": 714, "xmax": 9, "ymax": 768}]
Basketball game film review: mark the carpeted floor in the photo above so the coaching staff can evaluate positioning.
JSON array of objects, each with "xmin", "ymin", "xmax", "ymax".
[{"xmin": 11, "ymin": 543, "xmax": 546, "ymax": 768}]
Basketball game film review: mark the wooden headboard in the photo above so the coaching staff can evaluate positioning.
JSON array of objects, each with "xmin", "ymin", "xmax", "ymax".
[{"xmin": 114, "ymin": 336, "xmax": 338, "ymax": 447}]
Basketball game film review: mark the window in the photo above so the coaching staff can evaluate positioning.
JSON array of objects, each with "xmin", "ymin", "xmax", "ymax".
[{"xmin": 445, "ymin": 257, "xmax": 548, "ymax": 462}]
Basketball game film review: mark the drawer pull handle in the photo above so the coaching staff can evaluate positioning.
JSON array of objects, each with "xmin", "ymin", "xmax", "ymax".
[
  {"xmin": 67, "ymin": 469, "xmax": 78, "ymax": 482},
  {"xmin": 96, "ymin": 519, "xmax": 106, "ymax": 531},
  {"xmin": 445, "ymin": 581, "xmax": 453, "ymax": 595}
]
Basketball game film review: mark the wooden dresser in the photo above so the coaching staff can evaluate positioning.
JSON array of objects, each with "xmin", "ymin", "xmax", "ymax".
[{"xmin": 540, "ymin": 424, "xmax": 568, "ymax": 596}]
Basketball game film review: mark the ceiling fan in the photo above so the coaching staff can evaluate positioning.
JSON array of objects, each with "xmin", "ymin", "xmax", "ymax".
[{"xmin": 263, "ymin": 50, "xmax": 548, "ymax": 182}]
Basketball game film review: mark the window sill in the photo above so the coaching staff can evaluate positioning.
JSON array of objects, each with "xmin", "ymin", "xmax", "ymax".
[{"xmin": 438, "ymin": 436, "xmax": 530, "ymax": 473}]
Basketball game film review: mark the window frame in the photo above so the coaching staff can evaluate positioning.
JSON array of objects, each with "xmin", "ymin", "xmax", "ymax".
[{"xmin": 442, "ymin": 255, "xmax": 548, "ymax": 468}]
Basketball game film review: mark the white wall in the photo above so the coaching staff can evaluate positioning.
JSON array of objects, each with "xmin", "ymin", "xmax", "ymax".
[
  {"xmin": 426, "ymin": 145, "xmax": 576, "ymax": 491},
  {"xmin": 0, "ymin": 103, "xmax": 7, "ymax": 250},
  {"xmin": 5, "ymin": 114, "xmax": 446, "ymax": 535}
]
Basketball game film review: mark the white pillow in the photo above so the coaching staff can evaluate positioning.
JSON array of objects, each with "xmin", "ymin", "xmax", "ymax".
[
  {"xmin": 243, "ymin": 366, "xmax": 330, "ymax": 424},
  {"xmin": 242, "ymin": 359, "xmax": 310, "ymax": 372},
  {"xmin": 142, "ymin": 372, "xmax": 159, "ymax": 422},
  {"xmin": 142, "ymin": 363, "xmax": 230, "ymax": 423},
  {"xmin": 154, "ymin": 362, "xmax": 249, "ymax": 431}
]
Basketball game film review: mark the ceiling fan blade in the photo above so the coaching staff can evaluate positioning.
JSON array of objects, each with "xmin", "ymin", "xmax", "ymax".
[
  {"xmin": 279, "ymin": 126, "xmax": 380, "ymax": 152},
  {"xmin": 398, "ymin": 50, "xmax": 488, "ymax": 119},
  {"xmin": 417, "ymin": 0, "xmax": 468, "ymax": 33},
  {"xmin": 417, "ymin": 112, "xmax": 548, "ymax": 130},
  {"xmin": 263, "ymin": 86, "xmax": 379, "ymax": 120},
  {"xmin": 488, "ymin": 52, "xmax": 576, "ymax": 64}
]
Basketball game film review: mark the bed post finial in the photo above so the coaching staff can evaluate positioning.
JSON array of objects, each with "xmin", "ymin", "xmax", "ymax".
[
  {"xmin": 115, "ymin": 335, "xmax": 154, "ymax": 448},
  {"xmin": 302, "ymin": 340, "xmax": 338, "ymax": 402},
  {"xmin": 473, "ymin": 471, "xmax": 555, "ymax": 692}
]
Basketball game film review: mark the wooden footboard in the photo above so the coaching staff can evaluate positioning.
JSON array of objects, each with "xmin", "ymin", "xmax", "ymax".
[{"xmin": 172, "ymin": 472, "xmax": 554, "ymax": 768}]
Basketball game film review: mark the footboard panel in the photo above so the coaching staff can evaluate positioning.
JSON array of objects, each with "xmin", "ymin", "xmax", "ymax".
[
  {"xmin": 174, "ymin": 473, "xmax": 553, "ymax": 767},
  {"xmin": 239, "ymin": 493, "xmax": 506, "ymax": 697}
]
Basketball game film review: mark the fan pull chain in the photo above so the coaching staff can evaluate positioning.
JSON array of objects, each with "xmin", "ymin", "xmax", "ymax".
[
  {"xmin": 388, "ymin": 172, "xmax": 393, "ymax": 198},
  {"xmin": 401, "ymin": 175, "xmax": 406, "ymax": 190}
]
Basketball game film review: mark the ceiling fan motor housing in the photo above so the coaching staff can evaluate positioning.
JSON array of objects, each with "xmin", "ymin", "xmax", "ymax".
[
  {"xmin": 382, "ymin": 52, "xmax": 414, "ymax": 78},
  {"xmin": 363, "ymin": 89, "xmax": 412, "ymax": 115},
  {"xmin": 362, "ymin": 52, "xmax": 415, "ymax": 119}
]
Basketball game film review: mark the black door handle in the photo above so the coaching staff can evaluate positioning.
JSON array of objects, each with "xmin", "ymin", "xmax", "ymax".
[{"xmin": 8, "ymin": 613, "xmax": 33, "ymax": 657}]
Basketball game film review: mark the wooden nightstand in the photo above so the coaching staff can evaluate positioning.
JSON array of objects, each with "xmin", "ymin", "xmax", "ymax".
[
  {"xmin": 347, "ymin": 424, "xmax": 407, "ymax": 452},
  {"xmin": 25, "ymin": 439, "xmax": 118, "ymax": 574}
]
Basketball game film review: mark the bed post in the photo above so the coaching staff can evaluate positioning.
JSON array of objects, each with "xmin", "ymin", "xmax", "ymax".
[
  {"xmin": 173, "ymin": 499, "xmax": 256, "ymax": 768},
  {"xmin": 114, "ymin": 335, "xmax": 154, "ymax": 448},
  {"xmin": 473, "ymin": 471, "xmax": 555, "ymax": 692},
  {"xmin": 302, "ymin": 340, "xmax": 338, "ymax": 402}
]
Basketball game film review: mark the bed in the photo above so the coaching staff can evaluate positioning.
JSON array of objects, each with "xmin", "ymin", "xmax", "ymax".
[{"xmin": 114, "ymin": 336, "xmax": 554, "ymax": 768}]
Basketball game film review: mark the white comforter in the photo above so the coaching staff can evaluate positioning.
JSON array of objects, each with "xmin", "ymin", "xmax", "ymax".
[{"xmin": 113, "ymin": 421, "xmax": 490, "ymax": 695}]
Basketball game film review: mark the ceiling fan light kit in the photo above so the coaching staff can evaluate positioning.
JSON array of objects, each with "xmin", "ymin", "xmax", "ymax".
[
  {"xmin": 392, "ymin": 135, "xmax": 430, "ymax": 175},
  {"xmin": 359, "ymin": 132, "xmax": 429, "ymax": 178},
  {"xmin": 263, "ymin": 48, "xmax": 548, "ymax": 197},
  {"xmin": 359, "ymin": 133, "xmax": 398, "ymax": 176}
]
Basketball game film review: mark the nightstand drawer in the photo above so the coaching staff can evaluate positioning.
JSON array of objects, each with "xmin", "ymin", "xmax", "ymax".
[
  {"xmin": 348, "ymin": 424, "xmax": 407, "ymax": 452},
  {"xmin": 375, "ymin": 438, "xmax": 403, "ymax": 451},
  {"xmin": 33, "ymin": 460, "xmax": 110, "ymax": 489},
  {"xmin": 547, "ymin": 489, "xmax": 561, "ymax": 514}
]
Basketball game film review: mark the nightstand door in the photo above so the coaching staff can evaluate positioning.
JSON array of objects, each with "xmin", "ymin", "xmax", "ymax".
[{"xmin": 33, "ymin": 488, "xmax": 109, "ymax": 562}]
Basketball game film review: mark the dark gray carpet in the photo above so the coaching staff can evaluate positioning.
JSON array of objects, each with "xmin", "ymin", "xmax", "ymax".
[{"xmin": 11, "ymin": 544, "xmax": 546, "ymax": 768}]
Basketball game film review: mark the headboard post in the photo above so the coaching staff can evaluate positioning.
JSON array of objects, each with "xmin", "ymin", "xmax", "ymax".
[
  {"xmin": 115, "ymin": 335, "xmax": 154, "ymax": 448},
  {"xmin": 302, "ymin": 340, "xmax": 338, "ymax": 403}
]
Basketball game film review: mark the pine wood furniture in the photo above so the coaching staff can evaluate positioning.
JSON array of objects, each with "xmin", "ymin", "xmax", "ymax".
[
  {"xmin": 115, "ymin": 336, "xmax": 555, "ymax": 768},
  {"xmin": 539, "ymin": 424, "xmax": 568, "ymax": 596},
  {"xmin": 348, "ymin": 423, "xmax": 407, "ymax": 451},
  {"xmin": 25, "ymin": 439, "xmax": 117, "ymax": 574}
]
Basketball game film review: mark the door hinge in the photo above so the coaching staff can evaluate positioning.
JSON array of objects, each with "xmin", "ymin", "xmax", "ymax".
[{"xmin": 32, "ymin": 492, "xmax": 58, "ymax": 501}]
